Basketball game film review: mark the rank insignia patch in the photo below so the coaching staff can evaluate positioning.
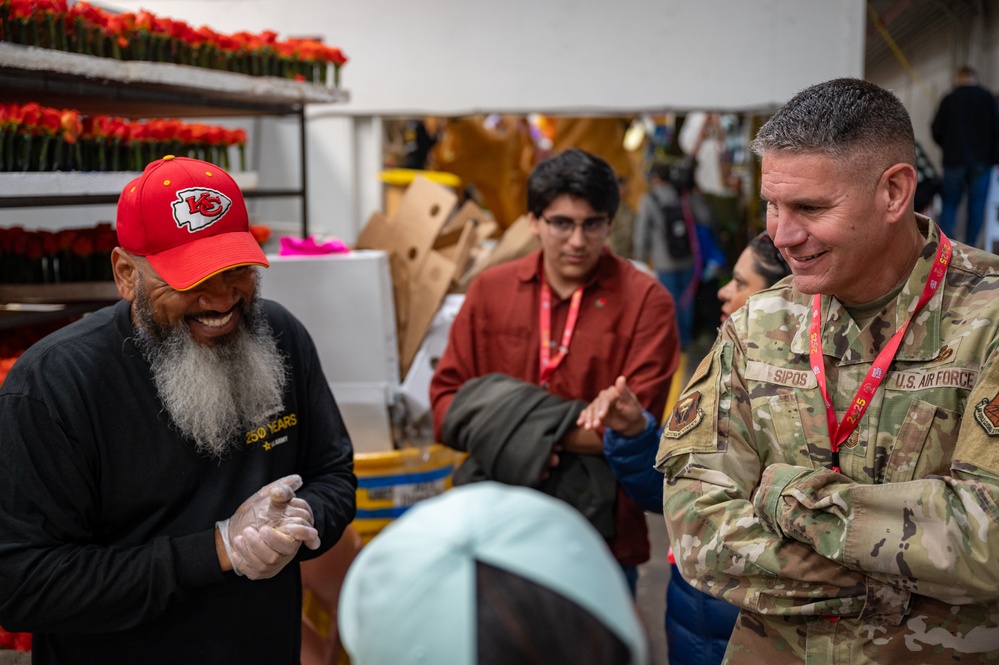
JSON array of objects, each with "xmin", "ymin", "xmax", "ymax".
[
  {"xmin": 662, "ymin": 392, "xmax": 704, "ymax": 439},
  {"xmin": 974, "ymin": 392, "xmax": 999, "ymax": 437},
  {"xmin": 843, "ymin": 428, "xmax": 862, "ymax": 449}
]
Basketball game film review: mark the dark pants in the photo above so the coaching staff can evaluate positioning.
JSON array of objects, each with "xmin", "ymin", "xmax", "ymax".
[
  {"xmin": 621, "ymin": 564, "xmax": 639, "ymax": 596},
  {"xmin": 658, "ymin": 268, "xmax": 695, "ymax": 348},
  {"xmin": 665, "ymin": 562, "xmax": 739, "ymax": 665},
  {"xmin": 939, "ymin": 162, "xmax": 992, "ymax": 247}
]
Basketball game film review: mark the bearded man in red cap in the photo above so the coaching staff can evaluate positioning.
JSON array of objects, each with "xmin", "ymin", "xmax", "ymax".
[{"xmin": 0, "ymin": 156, "xmax": 356, "ymax": 665}]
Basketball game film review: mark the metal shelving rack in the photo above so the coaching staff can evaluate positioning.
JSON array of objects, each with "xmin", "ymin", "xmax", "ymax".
[{"xmin": 0, "ymin": 42, "xmax": 350, "ymax": 328}]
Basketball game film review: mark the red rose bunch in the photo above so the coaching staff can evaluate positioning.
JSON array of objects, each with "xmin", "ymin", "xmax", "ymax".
[
  {"xmin": 0, "ymin": 0, "xmax": 348, "ymax": 86},
  {"xmin": 0, "ymin": 102, "xmax": 250, "ymax": 172}
]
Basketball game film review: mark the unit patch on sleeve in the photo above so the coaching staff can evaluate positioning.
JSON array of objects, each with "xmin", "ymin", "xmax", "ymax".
[
  {"xmin": 662, "ymin": 391, "xmax": 704, "ymax": 439},
  {"xmin": 974, "ymin": 391, "xmax": 999, "ymax": 437}
]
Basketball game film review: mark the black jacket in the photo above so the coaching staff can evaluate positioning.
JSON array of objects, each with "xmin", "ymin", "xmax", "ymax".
[
  {"xmin": 931, "ymin": 83, "xmax": 999, "ymax": 166},
  {"xmin": 442, "ymin": 373, "xmax": 617, "ymax": 537}
]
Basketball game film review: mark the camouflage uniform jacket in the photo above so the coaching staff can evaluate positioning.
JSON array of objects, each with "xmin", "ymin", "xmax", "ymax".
[{"xmin": 656, "ymin": 218, "xmax": 999, "ymax": 663}]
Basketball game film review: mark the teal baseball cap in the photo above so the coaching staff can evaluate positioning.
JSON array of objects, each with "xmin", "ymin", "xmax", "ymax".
[{"xmin": 338, "ymin": 482, "xmax": 648, "ymax": 665}]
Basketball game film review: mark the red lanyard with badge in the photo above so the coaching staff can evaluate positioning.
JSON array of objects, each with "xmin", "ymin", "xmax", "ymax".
[
  {"xmin": 809, "ymin": 231, "xmax": 951, "ymax": 473},
  {"xmin": 539, "ymin": 282, "xmax": 583, "ymax": 387}
]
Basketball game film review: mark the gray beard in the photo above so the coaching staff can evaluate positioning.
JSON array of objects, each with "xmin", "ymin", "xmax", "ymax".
[{"xmin": 133, "ymin": 286, "xmax": 289, "ymax": 458}]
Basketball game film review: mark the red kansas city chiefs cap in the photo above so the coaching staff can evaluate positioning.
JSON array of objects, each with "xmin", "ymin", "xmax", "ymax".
[{"xmin": 116, "ymin": 155, "xmax": 269, "ymax": 291}]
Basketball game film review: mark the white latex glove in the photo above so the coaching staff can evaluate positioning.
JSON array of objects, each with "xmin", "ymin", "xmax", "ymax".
[
  {"xmin": 216, "ymin": 474, "xmax": 319, "ymax": 578},
  {"xmin": 228, "ymin": 523, "xmax": 309, "ymax": 580},
  {"xmin": 283, "ymin": 496, "xmax": 321, "ymax": 550}
]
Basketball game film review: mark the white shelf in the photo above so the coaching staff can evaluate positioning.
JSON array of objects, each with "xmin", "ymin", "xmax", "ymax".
[
  {"xmin": 0, "ymin": 38, "xmax": 342, "ymax": 330},
  {"xmin": 0, "ymin": 171, "xmax": 260, "ymax": 197},
  {"xmin": 0, "ymin": 42, "xmax": 349, "ymax": 108}
]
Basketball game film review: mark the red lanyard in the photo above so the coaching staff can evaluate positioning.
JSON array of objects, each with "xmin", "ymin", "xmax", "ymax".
[
  {"xmin": 539, "ymin": 282, "xmax": 583, "ymax": 386},
  {"xmin": 809, "ymin": 232, "xmax": 951, "ymax": 473}
]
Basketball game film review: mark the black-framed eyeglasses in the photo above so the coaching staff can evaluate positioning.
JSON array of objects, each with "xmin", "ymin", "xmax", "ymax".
[{"xmin": 541, "ymin": 214, "xmax": 611, "ymax": 239}]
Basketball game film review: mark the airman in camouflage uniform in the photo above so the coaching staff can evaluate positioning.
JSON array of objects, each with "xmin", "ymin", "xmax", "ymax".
[{"xmin": 656, "ymin": 78, "xmax": 999, "ymax": 663}]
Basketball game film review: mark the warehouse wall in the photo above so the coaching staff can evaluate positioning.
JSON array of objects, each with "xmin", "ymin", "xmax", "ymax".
[
  {"xmin": 108, "ymin": 0, "xmax": 864, "ymax": 115},
  {"xmin": 867, "ymin": 6, "xmax": 999, "ymax": 174},
  {"xmin": 15, "ymin": 3, "xmax": 999, "ymax": 242},
  {"xmin": 96, "ymin": 0, "xmax": 864, "ymax": 243}
]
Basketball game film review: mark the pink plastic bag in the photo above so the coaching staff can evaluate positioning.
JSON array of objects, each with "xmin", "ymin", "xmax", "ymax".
[{"xmin": 279, "ymin": 236, "xmax": 351, "ymax": 256}]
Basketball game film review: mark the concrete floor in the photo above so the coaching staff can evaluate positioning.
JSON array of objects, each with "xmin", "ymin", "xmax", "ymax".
[{"xmin": 636, "ymin": 513, "xmax": 671, "ymax": 664}]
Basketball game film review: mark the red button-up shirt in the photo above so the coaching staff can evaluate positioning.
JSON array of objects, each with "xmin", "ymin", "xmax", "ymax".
[{"xmin": 431, "ymin": 248, "xmax": 680, "ymax": 565}]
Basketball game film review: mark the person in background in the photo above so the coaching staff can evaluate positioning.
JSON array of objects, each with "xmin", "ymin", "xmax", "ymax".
[
  {"xmin": 913, "ymin": 139, "xmax": 941, "ymax": 217},
  {"xmin": 717, "ymin": 231, "xmax": 790, "ymax": 322},
  {"xmin": 632, "ymin": 161, "xmax": 714, "ymax": 348},
  {"xmin": 338, "ymin": 482, "xmax": 648, "ymax": 665},
  {"xmin": 430, "ymin": 148, "xmax": 680, "ymax": 593},
  {"xmin": 678, "ymin": 111, "xmax": 743, "ymax": 254},
  {"xmin": 608, "ymin": 173, "xmax": 637, "ymax": 258},
  {"xmin": 578, "ymin": 230, "xmax": 790, "ymax": 665},
  {"xmin": 931, "ymin": 64, "xmax": 999, "ymax": 247},
  {"xmin": 400, "ymin": 117, "xmax": 439, "ymax": 170},
  {"xmin": 690, "ymin": 222, "xmax": 728, "ymax": 342},
  {"xmin": 0, "ymin": 156, "xmax": 357, "ymax": 664},
  {"xmin": 659, "ymin": 77, "xmax": 999, "ymax": 662}
]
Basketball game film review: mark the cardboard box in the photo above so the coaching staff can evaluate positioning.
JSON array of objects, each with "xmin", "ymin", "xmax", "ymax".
[
  {"xmin": 379, "ymin": 168, "xmax": 462, "ymax": 221},
  {"xmin": 357, "ymin": 177, "xmax": 458, "ymax": 377},
  {"xmin": 357, "ymin": 176, "xmax": 539, "ymax": 381},
  {"xmin": 457, "ymin": 215, "xmax": 540, "ymax": 291}
]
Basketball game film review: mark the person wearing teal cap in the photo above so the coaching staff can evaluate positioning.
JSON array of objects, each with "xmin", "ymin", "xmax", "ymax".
[{"xmin": 339, "ymin": 482, "xmax": 648, "ymax": 665}]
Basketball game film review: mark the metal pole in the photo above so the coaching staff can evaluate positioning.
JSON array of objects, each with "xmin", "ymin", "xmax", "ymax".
[{"xmin": 299, "ymin": 105, "xmax": 309, "ymax": 238}]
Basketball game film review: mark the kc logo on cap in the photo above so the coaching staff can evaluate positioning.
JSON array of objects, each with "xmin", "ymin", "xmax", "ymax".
[
  {"xmin": 172, "ymin": 187, "xmax": 233, "ymax": 233},
  {"xmin": 116, "ymin": 155, "xmax": 268, "ymax": 291}
]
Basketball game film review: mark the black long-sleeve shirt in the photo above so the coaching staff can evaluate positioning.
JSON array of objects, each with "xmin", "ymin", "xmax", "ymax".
[
  {"xmin": 0, "ymin": 299, "xmax": 356, "ymax": 664},
  {"xmin": 931, "ymin": 83, "xmax": 999, "ymax": 167}
]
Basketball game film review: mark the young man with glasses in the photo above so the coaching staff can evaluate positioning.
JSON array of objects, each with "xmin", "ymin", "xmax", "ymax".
[{"xmin": 431, "ymin": 148, "xmax": 679, "ymax": 588}]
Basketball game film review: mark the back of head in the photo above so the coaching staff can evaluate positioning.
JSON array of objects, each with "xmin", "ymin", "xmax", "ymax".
[
  {"xmin": 527, "ymin": 148, "xmax": 620, "ymax": 219},
  {"xmin": 750, "ymin": 78, "xmax": 915, "ymax": 173},
  {"xmin": 650, "ymin": 159, "xmax": 695, "ymax": 193},
  {"xmin": 668, "ymin": 158, "xmax": 696, "ymax": 192},
  {"xmin": 476, "ymin": 561, "xmax": 630, "ymax": 665},
  {"xmin": 747, "ymin": 231, "xmax": 791, "ymax": 288},
  {"xmin": 338, "ymin": 482, "xmax": 647, "ymax": 665},
  {"xmin": 956, "ymin": 65, "xmax": 978, "ymax": 86},
  {"xmin": 650, "ymin": 162, "xmax": 673, "ymax": 185}
]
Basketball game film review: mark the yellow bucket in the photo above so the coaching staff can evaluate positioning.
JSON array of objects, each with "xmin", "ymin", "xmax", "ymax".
[
  {"xmin": 378, "ymin": 168, "xmax": 462, "ymax": 188},
  {"xmin": 351, "ymin": 444, "xmax": 461, "ymax": 544}
]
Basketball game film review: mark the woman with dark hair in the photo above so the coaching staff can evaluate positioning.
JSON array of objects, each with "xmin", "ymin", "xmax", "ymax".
[
  {"xmin": 718, "ymin": 231, "xmax": 791, "ymax": 321},
  {"xmin": 578, "ymin": 230, "xmax": 791, "ymax": 665}
]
